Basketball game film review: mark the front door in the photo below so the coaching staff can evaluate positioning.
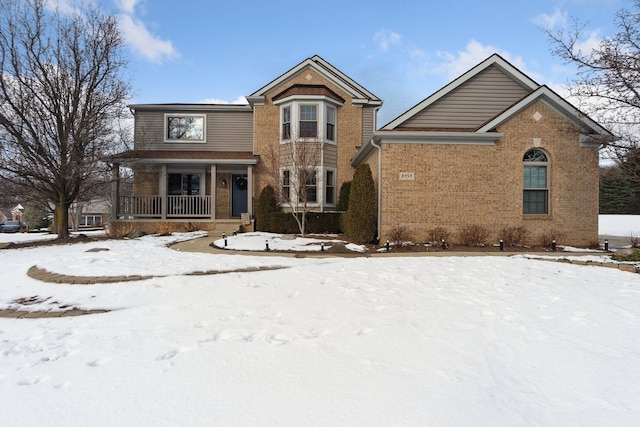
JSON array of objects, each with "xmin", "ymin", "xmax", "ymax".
[{"xmin": 231, "ymin": 174, "xmax": 248, "ymax": 217}]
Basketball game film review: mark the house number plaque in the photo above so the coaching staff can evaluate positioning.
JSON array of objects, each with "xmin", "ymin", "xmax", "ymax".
[{"xmin": 399, "ymin": 172, "xmax": 415, "ymax": 180}]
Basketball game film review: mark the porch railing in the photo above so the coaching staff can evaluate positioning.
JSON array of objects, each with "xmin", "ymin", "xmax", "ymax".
[
  {"xmin": 118, "ymin": 195, "xmax": 211, "ymax": 218},
  {"xmin": 167, "ymin": 195, "xmax": 211, "ymax": 217}
]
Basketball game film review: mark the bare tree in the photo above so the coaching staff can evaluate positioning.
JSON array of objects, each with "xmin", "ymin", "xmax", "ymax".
[
  {"xmin": 265, "ymin": 138, "xmax": 322, "ymax": 236},
  {"xmin": 0, "ymin": 0, "xmax": 130, "ymax": 240},
  {"xmin": 545, "ymin": 1, "xmax": 637, "ymax": 161}
]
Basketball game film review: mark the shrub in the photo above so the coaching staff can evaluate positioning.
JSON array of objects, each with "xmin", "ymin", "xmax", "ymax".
[
  {"xmin": 344, "ymin": 164, "xmax": 377, "ymax": 244},
  {"xmin": 538, "ymin": 229, "xmax": 566, "ymax": 248},
  {"xmin": 458, "ymin": 224, "xmax": 490, "ymax": 247},
  {"xmin": 626, "ymin": 231, "xmax": 640, "ymax": 248},
  {"xmin": 612, "ymin": 248, "xmax": 640, "ymax": 262},
  {"xmin": 268, "ymin": 212, "xmax": 342, "ymax": 234},
  {"xmin": 387, "ymin": 225, "xmax": 414, "ymax": 246},
  {"xmin": 426, "ymin": 226, "xmax": 451, "ymax": 247},
  {"xmin": 337, "ymin": 181, "xmax": 351, "ymax": 211},
  {"xmin": 157, "ymin": 222, "xmax": 173, "ymax": 236},
  {"xmin": 500, "ymin": 226, "xmax": 529, "ymax": 247},
  {"xmin": 256, "ymin": 185, "xmax": 278, "ymax": 231}
]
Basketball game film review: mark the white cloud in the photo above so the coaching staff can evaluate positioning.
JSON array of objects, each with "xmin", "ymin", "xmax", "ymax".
[
  {"xmin": 435, "ymin": 40, "xmax": 540, "ymax": 81},
  {"xmin": 199, "ymin": 97, "xmax": 249, "ymax": 105},
  {"xmin": 532, "ymin": 8, "xmax": 568, "ymax": 30},
  {"xmin": 44, "ymin": 0, "xmax": 79, "ymax": 15},
  {"xmin": 373, "ymin": 29, "xmax": 401, "ymax": 52},
  {"xmin": 117, "ymin": 14, "xmax": 179, "ymax": 64},
  {"xmin": 114, "ymin": 0, "xmax": 140, "ymax": 15},
  {"xmin": 574, "ymin": 30, "xmax": 602, "ymax": 55}
]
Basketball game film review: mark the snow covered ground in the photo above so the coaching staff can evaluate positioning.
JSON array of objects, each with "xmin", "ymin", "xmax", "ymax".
[{"xmin": 0, "ymin": 217, "xmax": 639, "ymax": 425}]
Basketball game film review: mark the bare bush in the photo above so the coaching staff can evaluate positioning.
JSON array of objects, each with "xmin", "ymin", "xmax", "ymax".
[
  {"xmin": 626, "ymin": 231, "xmax": 640, "ymax": 248},
  {"xmin": 426, "ymin": 226, "xmax": 451, "ymax": 247},
  {"xmin": 538, "ymin": 229, "xmax": 566, "ymax": 248},
  {"xmin": 500, "ymin": 226, "xmax": 530, "ymax": 247},
  {"xmin": 387, "ymin": 226, "xmax": 415, "ymax": 246},
  {"xmin": 157, "ymin": 222, "xmax": 173, "ymax": 236},
  {"xmin": 458, "ymin": 224, "xmax": 490, "ymax": 247}
]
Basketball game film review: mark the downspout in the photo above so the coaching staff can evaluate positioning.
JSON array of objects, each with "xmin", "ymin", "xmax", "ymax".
[
  {"xmin": 370, "ymin": 136, "xmax": 382, "ymax": 243},
  {"xmin": 371, "ymin": 106, "xmax": 382, "ymax": 243}
]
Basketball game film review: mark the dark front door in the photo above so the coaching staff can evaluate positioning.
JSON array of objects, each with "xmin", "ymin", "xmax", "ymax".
[{"xmin": 231, "ymin": 174, "xmax": 248, "ymax": 217}]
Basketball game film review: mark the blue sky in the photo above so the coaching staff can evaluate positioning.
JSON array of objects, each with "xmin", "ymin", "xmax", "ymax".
[{"xmin": 88, "ymin": 0, "xmax": 625, "ymax": 125}]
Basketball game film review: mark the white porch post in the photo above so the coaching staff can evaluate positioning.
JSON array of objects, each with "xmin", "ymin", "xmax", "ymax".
[
  {"xmin": 247, "ymin": 165, "xmax": 253, "ymax": 215},
  {"xmin": 111, "ymin": 163, "xmax": 120, "ymax": 220},
  {"xmin": 160, "ymin": 164, "xmax": 168, "ymax": 220},
  {"xmin": 210, "ymin": 164, "xmax": 217, "ymax": 220}
]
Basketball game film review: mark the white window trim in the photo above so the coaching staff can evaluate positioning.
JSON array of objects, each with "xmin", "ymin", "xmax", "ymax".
[
  {"xmin": 164, "ymin": 113, "xmax": 207, "ymax": 143},
  {"xmin": 318, "ymin": 167, "xmax": 337, "ymax": 207},
  {"xmin": 523, "ymin": 149, "xmax": 550, "ymax": 216},
  {"xmin": 279, "ymin": 166, "xmax": 323, "ymax": 208},
  {"xmin": 325, "ymin": 105, "xmax": 336, "ymax": 144},
  {"xmin": 276, "ymin": 97, "xmax": 340, "ymax": 144}
]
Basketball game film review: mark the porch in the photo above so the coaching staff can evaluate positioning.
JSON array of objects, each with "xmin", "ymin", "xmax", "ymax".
[
  {"xmin": 109, "ymin": 150, "xmax": 259, "ymax": 226},
  {"xmin": 117, "ymin": 195, "xmax": 213, "ymax": 218}
]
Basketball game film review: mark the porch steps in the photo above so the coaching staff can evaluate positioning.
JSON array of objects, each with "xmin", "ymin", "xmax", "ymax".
[{"xmin": 207, "ymin": 221, "xmax": 244, "ymax": 238}]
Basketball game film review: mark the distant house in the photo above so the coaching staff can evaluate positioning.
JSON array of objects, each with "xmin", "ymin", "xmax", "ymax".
[
  {"xmin": 109, "ymin": 54, "xmax": 612, "ymax": 246},
  {"xmin": 70, "ymin": 199, "xmax": 110, "ymax": 230},
  {"xmin": 10, "ymin": 204, "xmax": 23, "ymax": 222}
]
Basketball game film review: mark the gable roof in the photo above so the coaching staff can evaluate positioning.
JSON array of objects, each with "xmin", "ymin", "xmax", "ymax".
[
  {"xmin": 477, "ymin": 85, "xmax": 611, "ymax": 138},
  {"xmin": 352, "ymin": 53, "xmax": 615, "ymax": 166},
  {"xmin": 382, "ymin": 54, "xmax": 539, "ymax": 130},
  {"xmin": 246, "ymin": 55, "xmax": 382, "ymax": 107}
]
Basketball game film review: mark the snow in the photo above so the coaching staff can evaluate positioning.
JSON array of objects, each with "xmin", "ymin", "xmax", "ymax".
[
  {"xmin": 0, "ymin": 217, "xmax": 639, "ymax": 425},
  {"xmin": 599, "ymin": 214, "xmax": 640, "ymax": 236}
]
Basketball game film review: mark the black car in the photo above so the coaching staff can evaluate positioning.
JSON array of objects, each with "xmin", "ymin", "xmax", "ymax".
[{"xmin": 0, "ymin": 220, "xmax": 21, "ymax": 233}]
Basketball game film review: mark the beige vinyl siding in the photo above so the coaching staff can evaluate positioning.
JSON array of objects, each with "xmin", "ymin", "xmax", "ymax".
[
  {"xmin": 400, "ymin": 65, "xmax": 532, "ymax": 130},
  {"xmin": 208, "ymin": 110, "xmax": 253, "ymax": 151},
  {"xmin": 134, "ymin": 110, "xmax": 252, "ymax": 151},
  {"xmin": 323, "ymin": 143, "xmax": 338, "ymax": 168},
  {"xmin": 362, "ymin": 107, "xmax": 375, "ymax": 145}
]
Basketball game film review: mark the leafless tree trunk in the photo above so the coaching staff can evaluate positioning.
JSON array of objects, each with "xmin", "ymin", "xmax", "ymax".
[
  {"xmin": 264, "ymin": 138, "xmax": 322, "ymax": 236},
  {"xmin": 0, "ymin": 0, "xmax": 130, "ymax": 240}
]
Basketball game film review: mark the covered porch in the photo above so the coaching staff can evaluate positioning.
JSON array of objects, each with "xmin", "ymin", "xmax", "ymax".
[{"xmin": 109, "ymin": 151, "xmax": 258, "ymax": 230}]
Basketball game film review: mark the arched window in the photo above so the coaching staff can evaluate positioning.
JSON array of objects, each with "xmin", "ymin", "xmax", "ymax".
[{"xmin": 523, "ymin": 148, "xmax": 548, "ymax": 214}]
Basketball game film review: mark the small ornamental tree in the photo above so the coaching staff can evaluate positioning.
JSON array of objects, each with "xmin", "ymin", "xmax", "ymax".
[
  {"xmin": 337, "ymin": 181, "xmax": 351, "ymax": 211},
  {"xmin": 256, "ymin": 185, "xmax": 278, "ymax": 231},
  {"xmin": 344, "ymin": 163, "xmax": 377, "ymax": 244}
]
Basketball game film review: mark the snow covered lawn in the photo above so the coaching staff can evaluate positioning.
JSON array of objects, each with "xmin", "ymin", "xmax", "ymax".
[{"xmin": 0, "ymin": 218, "xmax": 639, "ymax": 425}]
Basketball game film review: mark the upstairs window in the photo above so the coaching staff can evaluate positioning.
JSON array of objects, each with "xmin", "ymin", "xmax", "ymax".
[
  {"xmin": 326, "ymin": 106, "xmax": 335, "ymax": 141},
  {"xmin": 299, "ymin": 105, "xmax": 317, "ymax": 138},
  {"xmin": 165, "ymin": 114, "xmax": 205, "ymax": 142},
  {"xmin": 523, "ymin": 148, "xmax": 548, "ymax": 214},
  {"xmin": 282, "ymin": 106, "xmax": 291, "ymax": 140}
]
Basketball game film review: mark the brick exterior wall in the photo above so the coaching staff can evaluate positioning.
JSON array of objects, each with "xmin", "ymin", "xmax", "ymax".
[
  {"xmin": 252, "ymin": 66, "xmax": 366, "ymax": 207},
  {"xmin": 375, "ymin": 101, "xmax": 599, "ymax": 247}
]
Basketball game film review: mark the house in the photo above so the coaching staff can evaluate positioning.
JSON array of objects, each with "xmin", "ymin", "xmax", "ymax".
[
  {"xmin": 352, "ymin": 54, "xmax": 613, "ymax": 246},
  {"xmin": 70, "ymin": 198, "xmax": 111, "ymax": 230},
  {"xmin": 109, "ymin": 55, "xmax": 381, "ymax": 236},
  {"xmin": 110, "ymin": 54, "xmax": 611, "ymax": 246}
]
